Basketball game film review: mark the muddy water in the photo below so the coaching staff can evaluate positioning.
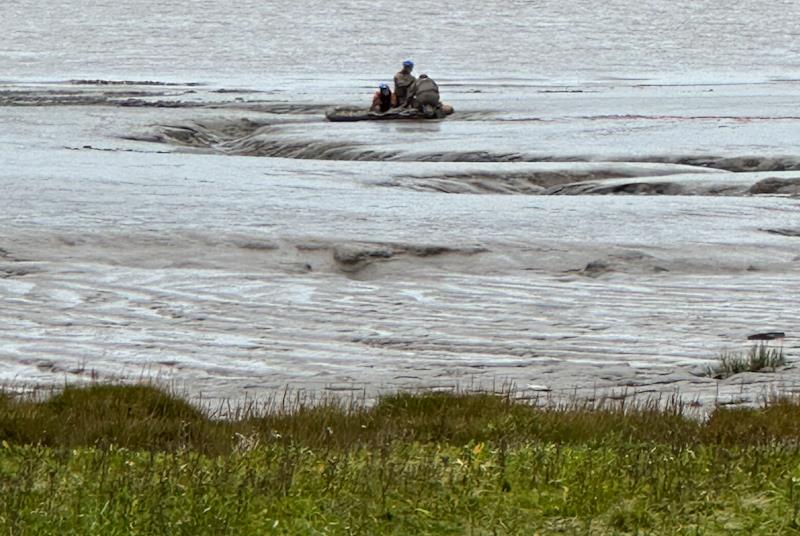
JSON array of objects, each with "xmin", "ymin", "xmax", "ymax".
[
  {"xmin": 2, "ymin": 2, "xmax": 800, "ymax": 405},
  {"xmin": 4, "ymin": 0, "xmax": 800, "ymax": 82}
]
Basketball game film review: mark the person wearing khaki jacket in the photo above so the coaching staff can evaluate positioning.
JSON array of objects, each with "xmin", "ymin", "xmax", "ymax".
[
  {"xmin": 394, "ymin": 59, "xmax": 416, "ymax": 107},
  {"xmin": 405, "ymin": 74, "xmax": 440, "ymax": 110}
]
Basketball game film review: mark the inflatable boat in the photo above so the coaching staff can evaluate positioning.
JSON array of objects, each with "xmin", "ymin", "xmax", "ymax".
[{"xmin": 325, "ymin": 104, "xmax": 454, "ymax": 122}]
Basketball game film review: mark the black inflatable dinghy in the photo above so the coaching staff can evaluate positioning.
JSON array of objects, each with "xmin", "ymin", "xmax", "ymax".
[{"xmin": 326, "ymin": 104, "xmax": 454, "ymax": 122}]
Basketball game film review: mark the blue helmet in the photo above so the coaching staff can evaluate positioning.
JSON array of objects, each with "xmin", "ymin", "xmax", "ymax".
[
  {"xmin": 402, "ymin": 59, "xmax": 414, "ymax": 68},
  {"xmin": 379, "ymin": 83, "xmax": 390, "ymax": 90}
]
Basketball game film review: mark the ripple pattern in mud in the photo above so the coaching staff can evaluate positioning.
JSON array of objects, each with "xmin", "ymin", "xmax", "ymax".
[{"xmin": 1, "ymin": 262, "xmax": 798, "ymax": 404}]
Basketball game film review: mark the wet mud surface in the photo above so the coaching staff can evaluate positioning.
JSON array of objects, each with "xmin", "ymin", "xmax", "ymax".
[{"xmin": 1, "ymin": 79, "xmax": 799, "ymax": 406}]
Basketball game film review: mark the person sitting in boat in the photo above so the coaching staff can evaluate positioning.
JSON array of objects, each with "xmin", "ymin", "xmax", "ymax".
[
  {"xmin": 405, "ymin": 74, "xmax": 440, "ymax": 111},
  {"xmin": 394, "ymin": 59, "xmax": 416, "ymax": 107},
  {"xmin": 370, "ymin": 83, "xmax": 397, "ymax": 113}
]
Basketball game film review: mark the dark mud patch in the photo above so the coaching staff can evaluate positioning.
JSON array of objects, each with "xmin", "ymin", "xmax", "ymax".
[
  {"xmin": 219, "ymin": 137, "xmax": 396, "ymax": 160},
  {"xmin": 581, "ymin": 260, "xmax": 615, "ymax": 277},
  {"xmin": 0, "ymin": 266, "xmax": 39, "ymax": 278},
  {"xmin": 130, "ymin": 121, "xmax": 265, "ymax": 147},
  {"xmin": 763, "ymin": 228, "xmax": 800, "ymax": 238},
  {"xmin": 0, "ymin": 90, "xmax": 200, "ymax": 108},
  {"xmin": 574, "ymin": 251, "xmax": 668, "ymax": 278},
  {"xmin": 545, "ymin": 180, "xmax": 685, "ymax": 196},
  {"xmin": 748, "ymin": 177, "xmax": 800, "ymax": 194},
  {"xmin": 233, "ymin": 239, "xmax": 280, "ymax": 251},
  {"xmin": 0, "ymin": 86, "xmax": 330, "ymax": 116},
  {"xmin": 650, "ymin": 155, "xmax": 800, "ymax": 173},
  {"xmin": 66, "ymin": 144, "xmax": 172, "ymax": 155},
  {"xmin": 437, "ymin": 153, "xmax": 800, "ymax": 173},
  {"xmin": 139, "ymin": 121, "xmax": 400, "ymax": 160},
  {"xmin": 333, "ymin": 245, "xmax": 395, "ymax": 268},
  {"xmin": 386, "ymin": 173, "xmax": 549, "ymax": 194},
  {"xmin": 212, "ymin": 88, "xmax": 265, "ymax": 94},
  {"xmin": 228, "ymin": 103, "xmax": 330, "ymax": 114},
  {"xmin": 209, "ymin": 240, "xmax": 492, "ymax": 277},
  {"xmin": 387, "ymin": 166, "xmax": 704, "ymax": 195},
  {"xmin": 68, "ymin": 79, "xmax": 203, "ymax": 87},
  {"xmin": 524, "ymin": 173, "xmax": 800, "ymax": 197},
  {"xmin": 0, "ymin": 248, "xmax": 31, "ymax": 264},
  {"xmin": 330, "ymin": 243, "xmax": 487, "ymax": 276}
]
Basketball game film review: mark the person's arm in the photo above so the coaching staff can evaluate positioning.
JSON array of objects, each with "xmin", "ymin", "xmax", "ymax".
[
  {"xmin": 403, "ymin": 80, "xmax": 417, "ymax": 106},
  {"xmin": 370, "ymin": 92, "xmax": 381, "ymax": 112}
]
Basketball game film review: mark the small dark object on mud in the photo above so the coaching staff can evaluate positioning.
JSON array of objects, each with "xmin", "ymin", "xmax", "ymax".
[
  {"xmin": 582, "ymin": 260, "xmax": 613, "ymax": 277},
  {"xmin": 747, "ymin": 332, "xmax": 786, "ymax": 341}
]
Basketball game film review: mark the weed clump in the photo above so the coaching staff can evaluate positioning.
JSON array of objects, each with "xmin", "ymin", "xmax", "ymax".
[
  {"xmin": 707, "ymin": 343, "xmax": 786, "ymax": 379},
  {"xmin": 0, "ymin": 384, "xmax": 231, "ymax": 453}
]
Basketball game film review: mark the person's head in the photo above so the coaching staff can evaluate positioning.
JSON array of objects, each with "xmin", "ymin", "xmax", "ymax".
[
  {"xmin": 379, "ymin": 83, "xmax": 390, "ymax": 95},
  {"xmin": 402, "ymin": 59, "xmax": 414, "ymax": 73}
]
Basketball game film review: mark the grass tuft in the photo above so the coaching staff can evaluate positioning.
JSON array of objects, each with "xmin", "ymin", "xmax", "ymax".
[
  {"xmin": 0, "ymin": 383, "xmax": 232, "ymax": 453},
  {"xmin": 707, "ymin": 343, "xmax": 786, "ymax": 379}
]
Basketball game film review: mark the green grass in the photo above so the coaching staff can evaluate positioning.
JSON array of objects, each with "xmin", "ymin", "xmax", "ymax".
[
  {"xmin": 3, "ymin": 384, "xmax": 800, "ymax": 534},
  {"xmin": 708, "ymin": 343, "xmax": 786, "ymax": 379}
]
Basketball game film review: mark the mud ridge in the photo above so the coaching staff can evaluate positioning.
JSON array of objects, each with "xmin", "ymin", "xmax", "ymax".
[
  {"xmin": 144, "ymin": 119, "xmax": 800, "ymax": 172},
  {"xmin": 142, "ymin": 121, "xmax": 401, "ymax": 160},
  {"xmin": 0, "ymin": 91, "xmax": 200, "ymax": 108},
  {"xmin": 0, "ymin": 87, "xmax": 330, "ymax": 115},
  {"xmin": 545, "ymin": 181, "xmax": 685, "ymax": 196},
  {"xmin": 763, "ymin": 228, "xmax": 800, "ymax": 238},
  {"xmin": 575, "ymin": 251, "xmax": 670, "ymax": 278},
  {"xmin": 636, "ymin": 155, "xmax": 800, "ymax": 173},
  {"xmin": 68, "ymin": 79, "xmax": 203, "ymax": 87},
  {"xmin": 329, "ymin": 242, "xmax": 488, "ymax": 276},
  {"xmin": 748, "ymin": 177, "xmax": 800, "ymax": 194},
  {"xmin": 386, "ymin": 165, "xmax": 712, "ymax": 195}
]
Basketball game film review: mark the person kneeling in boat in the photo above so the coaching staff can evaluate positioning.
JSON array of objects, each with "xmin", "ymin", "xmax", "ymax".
[
  {"xmin": 394, "ymin": 59, "xmax": 416, "ymax": 107},
  {"xmin": 370, "ymin": 83, "xmax": 398, "ymax": 113},
  {"xmin": 405, "ymin": 74, "xmax": 440, "ymax": 113}
]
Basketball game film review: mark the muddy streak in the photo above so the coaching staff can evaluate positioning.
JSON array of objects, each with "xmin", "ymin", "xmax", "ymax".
[
  {"xmin": 138, "ymin": 118, "xmax": 800, "ymax": 174},
  {"xmin": 68, "ymin": 80, "xmax": 204, "ymax": 87},
  {"xmin": 749, "ymin": 177, "xmax": 800, "ymax": 194},
  {"xmin": 0, "ymin": 85, "xmax": 331, "ymax": 115},
  {"xmin": 385, "ymin": 165, "xmax": 721, "ymax": 195},
  {"xmin": 540, "ymin": 175, "xmax": 763, "ymax": 196}
]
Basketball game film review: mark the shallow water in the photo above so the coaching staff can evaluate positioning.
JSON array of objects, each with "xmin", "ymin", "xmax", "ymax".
[
  {"xmin": 5, "ymin": 0, "xmax": 800, "ymax": 83},
  {"xmin": 1, "ymin": 2, "xmax": 799, "ymax": 405}
]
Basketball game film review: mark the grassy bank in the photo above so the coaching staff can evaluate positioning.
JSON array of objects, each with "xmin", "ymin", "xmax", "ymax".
[{"xmin": 2, "ymin": 385, "xmax": 800, "ymax": 534}]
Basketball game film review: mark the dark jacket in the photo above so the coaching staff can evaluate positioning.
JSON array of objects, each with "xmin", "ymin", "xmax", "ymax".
[{"xmin": 371, "ymin": 90, "xmax": 398, "ymax": 112}]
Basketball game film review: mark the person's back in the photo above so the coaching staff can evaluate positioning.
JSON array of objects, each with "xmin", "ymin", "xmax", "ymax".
[
  {"xmin": 406, "ymin": 74, "xmax": 440, "ymax": 111},
  {"xmin": 394, "ymin": 59, "xmax": 416, "ymax": 107}
]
